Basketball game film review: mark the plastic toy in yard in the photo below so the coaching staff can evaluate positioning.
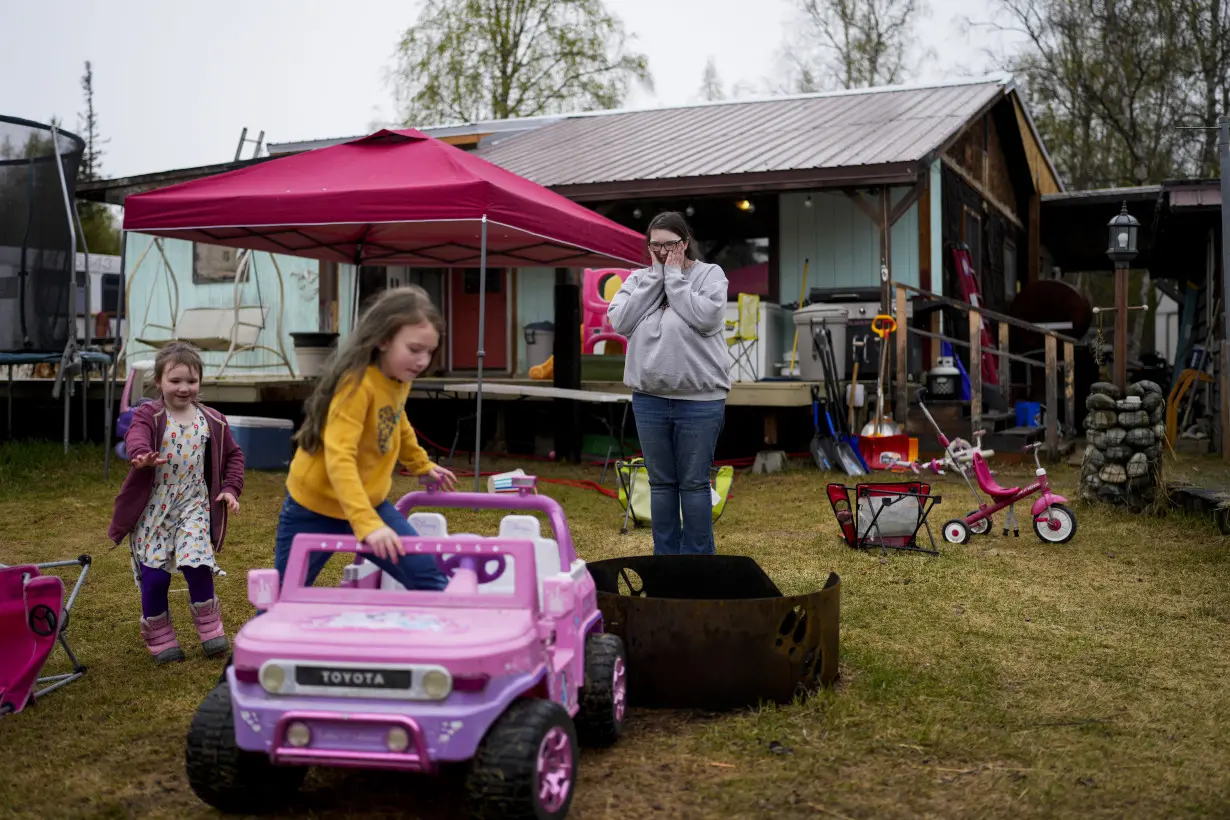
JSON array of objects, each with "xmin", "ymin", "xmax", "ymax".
[
  {"xmin": 113, "ymin": 361, "xmax": 155, "ymax": 461},
  {"xmin": 0, "ymin": 555, "xmax": 91, "ymax": 716},
  {"xmin": 894, "ymin": 433, "xmax": 996, "ymax": 476},
  {"xmin": 581, "ymin": 267, "xmax": 631, "ymax": 354},
  {"xmin": 915, "ymin": 389, "xmax": 1076, "ymax": 545},
  {"xmin": 614, "ymin": 457, "xmax": 734, "ymax": 535},
  {"xmin": 826, "ymin": 482, "xmax": 942, "ymax": 555},
  {"xmin": 185, "ymin": 476, "xmax": 626, "ymax": 819}
]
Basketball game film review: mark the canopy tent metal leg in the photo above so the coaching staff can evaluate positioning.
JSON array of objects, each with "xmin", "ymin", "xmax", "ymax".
[
  {"xmin": 104, "ymin": 233, "xmax": 127, "ymax": 481},
  {"xmin": 474, "ymin": 216, "xmax": 488, "ymax": 492}
]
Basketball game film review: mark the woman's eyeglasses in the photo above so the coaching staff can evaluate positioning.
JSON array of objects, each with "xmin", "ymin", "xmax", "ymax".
[{"xmin": 648, "ymin": 240, "xmax": 684, "ymax": 252}]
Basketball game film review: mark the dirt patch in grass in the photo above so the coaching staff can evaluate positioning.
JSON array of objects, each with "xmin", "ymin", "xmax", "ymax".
[{"xmin": 2, "ymin": 441, "xmax": 1230, "ymax": 818}]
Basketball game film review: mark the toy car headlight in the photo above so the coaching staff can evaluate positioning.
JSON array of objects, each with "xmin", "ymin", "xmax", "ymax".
[
  {"xmin": 421, "ymin": 669, "xmax": 451, "ymax": 700},
  {"xmin": 386, "ymin": 726, "xmax": 410, "ymax": 752},
  {"xmin": 259, "ymin": 663, "xmax": 287, "ymax": 693},
  {"xmin": 286, "ymin": 721, "xmax": 311, "ymax": 748}
]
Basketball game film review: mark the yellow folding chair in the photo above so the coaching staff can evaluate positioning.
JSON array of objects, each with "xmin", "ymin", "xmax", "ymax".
[{"xmin": 725, "ymin": 293, "xmax": 760, "ymax": 381}]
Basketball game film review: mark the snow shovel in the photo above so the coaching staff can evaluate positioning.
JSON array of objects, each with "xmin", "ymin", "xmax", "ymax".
[
  {"xmin": 813, "ymin": 324, "xmax": 870, "ymax": 473},
  {"xmin": 861, "ymin": 314, "xmax": 902, "ymax": 437},
  {"xmin": 809, "ymin": 385, "xmax": 839, "ymax": 472},
  {"xmin": 821, "ymin": 397, "xmax": 867, "ymax": 476}
]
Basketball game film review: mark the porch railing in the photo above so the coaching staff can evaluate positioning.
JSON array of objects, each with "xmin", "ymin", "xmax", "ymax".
[{"xmin": 891, "ymin": 282, "xmax": 1080, "ymax": 460}]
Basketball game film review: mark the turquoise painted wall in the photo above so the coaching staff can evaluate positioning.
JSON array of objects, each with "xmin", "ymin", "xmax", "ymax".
[
  {"xmin": 123, "ymin": 233, "xmax": 321, "ymax": 374},
  {"xmin": 778, "ymin": 188, "xmax": 920, "ymax": 304},
  {"xmin": 515, "ymin": 267, "xmax": 557, "ymax": 375},
  {"xmin": 339, "ymin": 263, "xmax": 356, "ymax": 337}
]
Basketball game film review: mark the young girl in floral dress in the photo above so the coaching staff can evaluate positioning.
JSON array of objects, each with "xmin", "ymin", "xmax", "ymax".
[{"xmin": 109, "ymin": 342, "xmax": 246, "ymax": 664}]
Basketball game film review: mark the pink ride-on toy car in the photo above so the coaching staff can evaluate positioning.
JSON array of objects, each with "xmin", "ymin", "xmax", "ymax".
[{"xmin": 185, "ymin": 476, "xmax": 627, "ymax": 818}]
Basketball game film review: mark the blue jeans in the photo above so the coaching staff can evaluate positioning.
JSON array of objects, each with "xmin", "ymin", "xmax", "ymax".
[
  {"xmin": 273, "ymin": 494, "xmax": 448, "ymax": 591},
  {"xmin": 630, "ymin": 392, "xmax": 726, "ymax": 555}
]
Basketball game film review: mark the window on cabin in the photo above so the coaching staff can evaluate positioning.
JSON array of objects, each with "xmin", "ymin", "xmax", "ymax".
[{"xmin": 192, "ymin": 243, "xmax": 241, "ymax": 284}]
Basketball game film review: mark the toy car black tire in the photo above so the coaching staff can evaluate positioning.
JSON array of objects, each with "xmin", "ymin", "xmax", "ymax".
[
  {"xmin": 575, "ymin": 632, "xmax": 627, "ymax": 747},
  {"xmin": 185, "ymin": 682, "xmax": 306, "ymax": 814},
  {"xmin": 466, "ymin": 698, "xmax": 578, "ymax": 819}
]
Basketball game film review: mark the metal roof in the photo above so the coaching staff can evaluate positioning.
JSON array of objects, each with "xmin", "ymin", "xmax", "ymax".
[
  {"xmin": 266, "ymin": 115, "xmax": 566, "ymax": 154},
  {"xmin": 1042, "ymin": 186, "xmax": 1163, "ymax": 205},
  {"xmin": 471, "ymin": 74, "xmax": 1016, "ymax": 199}
]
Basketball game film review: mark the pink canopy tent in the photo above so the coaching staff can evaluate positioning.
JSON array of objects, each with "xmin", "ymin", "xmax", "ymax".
[{"xmin": 122, "ymin": 128, "xmax": 649, "ymax": 486}]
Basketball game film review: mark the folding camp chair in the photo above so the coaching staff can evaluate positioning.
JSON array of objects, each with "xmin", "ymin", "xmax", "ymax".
[
  {"xmin": 0, "ymin": 556, "xmax": 91, "ymax": 716},
  {"xmin": 826, "ymin": 482, "xmax": 941, "ymax": 556},
  {"xmin": 725, "ymin": 293, "xmax": 760, "ymax": 381},
  {"xmin": 616, "ymin": 457, "xmax": 734, "ymax": 535}
]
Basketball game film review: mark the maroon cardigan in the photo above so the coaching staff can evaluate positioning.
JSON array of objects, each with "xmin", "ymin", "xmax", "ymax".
[{"xmin": 108, "ymin": 400, "xmax": 245, "ymax": 551}]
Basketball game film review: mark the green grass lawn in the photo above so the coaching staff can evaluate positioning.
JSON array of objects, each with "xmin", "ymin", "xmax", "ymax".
[{"xmin": 1, "ymin": 441, "xmax": 1229, "ymax": 819}]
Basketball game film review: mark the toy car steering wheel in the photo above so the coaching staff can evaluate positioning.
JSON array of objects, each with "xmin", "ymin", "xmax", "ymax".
[
  {"xmin": 435, "ymin": 553, "xmax": 508, "ymax": 585},
  {"xmin": 871, "ymin": 314, "xmax": 897, "ymax": 338}
]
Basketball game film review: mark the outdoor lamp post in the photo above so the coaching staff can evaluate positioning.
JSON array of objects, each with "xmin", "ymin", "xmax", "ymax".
[{"xmin": 1105, "ymin": 202, "xmax": 1140, "ymax": 392}]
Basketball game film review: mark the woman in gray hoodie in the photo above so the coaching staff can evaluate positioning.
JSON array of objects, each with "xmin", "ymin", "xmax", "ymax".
[{"xmin": 608, "ymin": 211, "xmax": 730, "ymax": 555}]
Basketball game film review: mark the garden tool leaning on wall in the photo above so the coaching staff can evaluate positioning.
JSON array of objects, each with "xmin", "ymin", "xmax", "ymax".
[{"xmin": 861, "ymin": 313, "xmax": 902, "ymax": 437}]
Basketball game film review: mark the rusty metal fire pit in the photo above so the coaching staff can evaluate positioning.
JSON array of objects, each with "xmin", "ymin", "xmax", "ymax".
[{"xmin": 587, "ymin": 555, "xmax": 840, "ymax": 711}]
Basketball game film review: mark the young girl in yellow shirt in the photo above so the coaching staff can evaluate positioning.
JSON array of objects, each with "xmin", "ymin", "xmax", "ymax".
[{"xmin": 274, "ymin": 285, "xmax": 457, "ymax": 590}]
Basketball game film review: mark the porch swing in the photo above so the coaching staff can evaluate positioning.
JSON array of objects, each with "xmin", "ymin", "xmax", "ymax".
[{"xmin": 126, "ymin": 237, "xmax": 295, "ymax": 377}]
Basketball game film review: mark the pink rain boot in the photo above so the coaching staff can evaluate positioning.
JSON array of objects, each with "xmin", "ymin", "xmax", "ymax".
[
  {"xmin": 189, "ymin": 597, "xmax": 229, "ymax": 657},
  {"xmin": 140, "ymin": 612, "xmax": 186, "ymax": 664}
]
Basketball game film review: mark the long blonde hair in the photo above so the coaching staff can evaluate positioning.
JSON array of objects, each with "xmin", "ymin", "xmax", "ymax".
[{"xmin": 294, "ymin": 285, "xmax": 443, "ymax": 453}]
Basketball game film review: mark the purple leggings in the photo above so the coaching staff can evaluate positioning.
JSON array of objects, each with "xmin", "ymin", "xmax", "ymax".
[{"xmin": 139, "ymin": 564, "xmax": 215, "ymax": 618}]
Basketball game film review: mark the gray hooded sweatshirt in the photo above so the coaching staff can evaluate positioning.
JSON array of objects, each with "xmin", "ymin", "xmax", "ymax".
[{"xmin": 607, "ymin": 259, "xmax": 732, "ymax": 401}]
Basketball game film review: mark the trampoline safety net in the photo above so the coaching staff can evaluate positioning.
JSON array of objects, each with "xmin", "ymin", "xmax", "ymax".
[{"xmin": 0, "ymin": 115, "xmax": 85, "ymax": 353}]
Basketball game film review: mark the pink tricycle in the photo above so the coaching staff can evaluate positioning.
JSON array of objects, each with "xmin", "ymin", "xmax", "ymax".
[
  {"xmin": 186, "ymin": 476, "xmax": 626, "ymax": 819},
  {"xmin": 916, "ymin": 391, "xmax": 1077, "ymax": 545}
]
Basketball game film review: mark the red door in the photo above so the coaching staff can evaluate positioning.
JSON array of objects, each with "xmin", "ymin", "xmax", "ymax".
[{"xmin": 450, "ymin": 268, "xmax": 508, "ymax": 371}]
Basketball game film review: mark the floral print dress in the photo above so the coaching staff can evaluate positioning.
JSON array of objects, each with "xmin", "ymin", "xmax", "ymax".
[{"xmin": 131, "ymin": 408, "xmax": 216, "ymax": 574}]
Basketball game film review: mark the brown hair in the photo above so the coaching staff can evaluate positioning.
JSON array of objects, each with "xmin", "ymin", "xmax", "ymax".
[
  {"xmin": 153, "ymin": 341, "xmax": 204, "ymax": 382},
  {"xmin": 646, "ymin": 211, "xmax": 701, "ymax": 261},
  {"xmin": 294, "ymin": 285, "xmax": 444, "ymax": 454}
]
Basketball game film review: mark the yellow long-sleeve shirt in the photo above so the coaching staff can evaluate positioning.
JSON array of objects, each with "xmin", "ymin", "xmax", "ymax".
[{"xmin": 286, "ymin": 364, "xmax": 436, "ymax": 541}]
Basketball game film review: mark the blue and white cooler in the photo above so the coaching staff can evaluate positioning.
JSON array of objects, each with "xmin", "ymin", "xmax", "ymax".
[{"xmin": 225, "ymin": 415, "xmax": 295, "ymax": 470}]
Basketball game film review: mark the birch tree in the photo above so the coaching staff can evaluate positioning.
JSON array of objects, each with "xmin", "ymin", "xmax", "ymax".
[{"xmin": 390, "ymin": 0, "xmax": 653, "ymax": 125}]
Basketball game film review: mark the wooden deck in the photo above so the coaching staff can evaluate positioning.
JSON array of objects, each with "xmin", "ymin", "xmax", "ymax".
[{"xmin": 5, "ymin": 373, "xmax": 821, "ymax": 408}]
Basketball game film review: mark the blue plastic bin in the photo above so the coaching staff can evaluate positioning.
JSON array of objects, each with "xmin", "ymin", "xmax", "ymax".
[
  {"xmin": 226, "ymin": 415, "xmax": 294, "ymax": 470},
  {"xmin": 1015, "ymin": 401, "xmax": 1043, "ymax": 429}
]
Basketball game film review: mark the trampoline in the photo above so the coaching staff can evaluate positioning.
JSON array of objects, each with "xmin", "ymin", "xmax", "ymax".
[{"xmin": 1, "ymin": 115, "xmax": 115, "ymax": 464}]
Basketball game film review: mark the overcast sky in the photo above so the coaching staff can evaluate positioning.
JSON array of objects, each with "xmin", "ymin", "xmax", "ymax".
[{"xmin": 2, "ymin": 0, "xmax": 1020, "ymax": 180}]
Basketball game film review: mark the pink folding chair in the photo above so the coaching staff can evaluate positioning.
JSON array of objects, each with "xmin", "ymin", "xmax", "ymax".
[
  {"xmin": 582, "ymin": 268, "xmax": 631, "ymax": 354},
  {"xmin": 0, "ymin": 556, "xmax": 91, "ymax": 716}
]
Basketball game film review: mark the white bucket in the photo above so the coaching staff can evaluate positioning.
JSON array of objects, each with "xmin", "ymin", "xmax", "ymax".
[{"xmin": 295, "ymin": 346, "xmax": 332, "ymax": 378}]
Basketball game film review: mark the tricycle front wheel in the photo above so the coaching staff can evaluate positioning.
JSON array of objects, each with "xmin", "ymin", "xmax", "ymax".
[{"xmin": 1034, "ymin": 504, "xmax": 1077, "ymax": 544}]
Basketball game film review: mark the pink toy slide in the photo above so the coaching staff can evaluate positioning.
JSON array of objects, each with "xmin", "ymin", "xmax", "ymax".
[{"xmin": 582, "ymin": 268, "xmax": 632, "ymax": 354}]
